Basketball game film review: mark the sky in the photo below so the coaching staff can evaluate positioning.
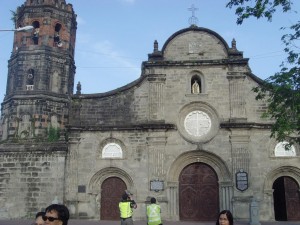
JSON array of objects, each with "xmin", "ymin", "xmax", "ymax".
[{"xmin": 0, "ymin": 0, "xmax": 299, "ymax": 100}]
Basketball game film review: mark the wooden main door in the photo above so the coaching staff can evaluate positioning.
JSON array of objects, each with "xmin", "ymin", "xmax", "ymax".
[
  {"xmin": 100, "ymin": 177, "xmax": 126, "ymax": 220},
  {"xmin": 179, "ymin": 162, "xmax": 219, "ymax": 221},
  {"xmin": 273, "ymin": 176, "xmax": 300, "ymax": 221}
]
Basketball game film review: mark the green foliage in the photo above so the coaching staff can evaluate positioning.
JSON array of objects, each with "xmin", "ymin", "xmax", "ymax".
[
  {"xmin": 227, "ymin": 0, "xmax": 300, "ymax": 145},
  {"xmin": 226, "ymin": 0, "xmax": 292, "ymax": 24},
  {"xmin": 48, "ymin": 126, "xmax": 61, "ymax": 142},
  {"xmin": 253, "ymin": 69, "xmax": 300, "ymax": 144},
  {"xmin": 10, "ymin": 10, "xmax": 17, "ymax": 26}
]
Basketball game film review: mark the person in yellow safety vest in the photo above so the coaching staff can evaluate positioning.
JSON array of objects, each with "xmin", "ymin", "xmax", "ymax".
[
  {"xmin": 147, "ymin": 197, "xmax": 162, "ymax": 225},
  {"xmin": 119, "ymin": 192, "xmax": 137, "ymax": 225}
]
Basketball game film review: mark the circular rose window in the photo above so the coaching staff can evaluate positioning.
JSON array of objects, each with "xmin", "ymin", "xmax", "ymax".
[{"xmin": 184, "ymin": 110, "xmax": 211, "ymax": 137}]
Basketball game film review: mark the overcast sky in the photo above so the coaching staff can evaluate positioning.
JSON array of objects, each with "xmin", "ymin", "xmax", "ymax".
[{"xmin": 0, "ymin": 0, "xmax": 299, "ymax": 99}]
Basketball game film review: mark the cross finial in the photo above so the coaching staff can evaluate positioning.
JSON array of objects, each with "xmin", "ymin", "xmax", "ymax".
[{"xmin": 188, "ymin": 4, "xmax": 199, "ymax": 26}]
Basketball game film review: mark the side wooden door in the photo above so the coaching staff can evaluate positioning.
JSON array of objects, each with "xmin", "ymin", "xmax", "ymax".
[{"xmin": 284, "ymin": 177, "xmax": 300, "ymax": 221}]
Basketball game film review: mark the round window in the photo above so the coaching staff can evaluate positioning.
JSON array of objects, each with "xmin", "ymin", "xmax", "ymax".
[{"xmin": 184, "ymin": 111, "xmax": 211, "ymax": 137}]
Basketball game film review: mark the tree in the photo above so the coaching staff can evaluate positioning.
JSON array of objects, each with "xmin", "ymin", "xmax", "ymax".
[
  {"xmin": 226, "ymin": 0, "xmax": 300, "ymax": 146},
  {"xmin": 10, "ymin": 10, "xmax": 17, "ymax": 26}
]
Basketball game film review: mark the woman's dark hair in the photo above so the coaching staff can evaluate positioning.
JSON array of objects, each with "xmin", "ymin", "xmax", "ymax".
[
  {"xmin": 35, "ymin": 211, "xmax": 45, "ymax": 219},
  {"xmin": 216, "ymin": 210, "xmax": 233, "ymax": 225}
]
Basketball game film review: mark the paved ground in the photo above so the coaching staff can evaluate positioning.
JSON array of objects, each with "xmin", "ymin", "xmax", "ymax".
[{"xmin": 0, "ymin": 220, "xmax": 299, "ymax": 225}]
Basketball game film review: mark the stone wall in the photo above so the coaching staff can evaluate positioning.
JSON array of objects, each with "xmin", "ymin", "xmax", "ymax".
[{"xmin": 0, "ymin": 143, "xmax": 67, "ymax": 219}]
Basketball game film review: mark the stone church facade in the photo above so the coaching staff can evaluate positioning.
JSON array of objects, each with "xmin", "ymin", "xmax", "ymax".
[{"xmin": 1, "ymin": 0, "xmax": 300, "ymax": 222}]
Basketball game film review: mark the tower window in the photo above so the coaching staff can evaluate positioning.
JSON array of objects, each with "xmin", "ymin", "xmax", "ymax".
[
  {"xmin": 32, "ymin": 21, "xmax": 40, "ymax": 45},
  {"xmin": 54, "ymin": 23, "xmax": 62, "ymax": 47}
]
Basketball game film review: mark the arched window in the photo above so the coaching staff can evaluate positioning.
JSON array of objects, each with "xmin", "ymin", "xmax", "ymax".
[
  {"xmin": 274, "ymin": 141, "xmax": 296, "ymax": 157},
  {"xmin": 54, "ymin": 23, "xmax": 62, "ymax": 47},
  {"xmin": 32, "ymin": 21, "xmax": 40, "ymax": 45},
  {"xmin": 102, "ymin": 143, "xmax": 123, "ymax": 158},
  {"xmin": 191, "ymin": 75, "xmax": 201, "ymax": 94}
]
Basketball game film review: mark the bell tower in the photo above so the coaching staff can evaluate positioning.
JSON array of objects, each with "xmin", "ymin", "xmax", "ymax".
[{"xmin": 0, "ymin": 0, "xmax": 77, "ymax": 140}]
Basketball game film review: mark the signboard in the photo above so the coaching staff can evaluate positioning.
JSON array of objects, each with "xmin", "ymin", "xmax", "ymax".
[
  {"xmin": 150, "ymin": 180, "xmax": 164, "ymax": 192},
  {"xmin": 236, "ymin": 169, "xmax": 248, "ymax": 191}
]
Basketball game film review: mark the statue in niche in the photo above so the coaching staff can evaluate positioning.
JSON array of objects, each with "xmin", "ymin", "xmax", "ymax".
[
  {"xmin": 27, "ymin": 69, "xmax": 34, "ymax": 85},
  {"xmin": 192, "ymin": 80, "xmax": 200, "ymax": 94}
]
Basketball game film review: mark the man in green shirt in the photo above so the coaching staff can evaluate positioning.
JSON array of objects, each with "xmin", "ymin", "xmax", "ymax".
[
  {"xmin": 119, "ymin": 192, "xmax": 137, "ymax": 225},
  {"xmin": 147, "ymin": 197, "xmax": 162, "ymax": 225}
]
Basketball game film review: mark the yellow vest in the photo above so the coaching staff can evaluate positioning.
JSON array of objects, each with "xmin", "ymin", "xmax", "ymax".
[
  {"xmin": 147, "ymin": 204, "xmax": 161, "ymax": 225},
  {"xmin": 119, "ymin": 201, "xmax": 133, "ymax": 218}
]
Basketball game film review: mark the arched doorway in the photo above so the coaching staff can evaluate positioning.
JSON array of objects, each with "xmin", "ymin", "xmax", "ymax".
[
  {"xmin": 273, "ymin": 176, "xmax": 300, "ymax": 221},
  {"xmin": 179, "ymin": 162, "xmax": 219, "ymax": 221},
  {"xmin": 100, "ymin": 177, "xmax": 126, "ymax": 220}
]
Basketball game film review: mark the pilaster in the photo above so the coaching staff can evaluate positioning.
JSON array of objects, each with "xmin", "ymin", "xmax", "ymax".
[
  {"xmin": 227, "ymin": 73, "xmax": 247, "ymax": 121},
  {"xmin": 148, "ymin": 74, "xmax": 166, "ymax": 121}
]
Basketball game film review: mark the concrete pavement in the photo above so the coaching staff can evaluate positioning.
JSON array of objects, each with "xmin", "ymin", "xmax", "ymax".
[{"xmin": 0, "ymin": 220, "xmax": 299, "ymax": 225}]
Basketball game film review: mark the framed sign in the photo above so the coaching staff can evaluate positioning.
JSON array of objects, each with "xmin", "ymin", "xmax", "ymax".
[
  {"xmin": 236, "ymin": 169, "xmax": 248, "ymax": 191},
  {"xmin": 150, "ymin": 180, "xmax": 164, "ymax": 192}
]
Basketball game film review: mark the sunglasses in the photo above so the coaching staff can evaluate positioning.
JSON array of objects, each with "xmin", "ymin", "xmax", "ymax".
[{"xmin": 42, "ymin": 215, "xmax": 60, "ymax": 222}]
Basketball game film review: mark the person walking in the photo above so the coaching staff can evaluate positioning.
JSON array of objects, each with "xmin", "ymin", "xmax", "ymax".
[
  {"xmin": 119, "ymin": 191, "xmax": 137, "ymax": 225},
  {"xmin": 146, "ymin": 197, "xmax": 162, "ymax": 225}
]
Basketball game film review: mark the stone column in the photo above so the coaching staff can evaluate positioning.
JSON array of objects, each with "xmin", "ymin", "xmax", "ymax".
[
  {"xmin": 263, "ymin": 189, "xmax": 275, "ymax": 221},
  {"xmin": 220, "ymin": 181, "xmax": 233, "ymax": 212},
  {"xmin": 167, "ymin": 182, "xmax": 179, "ymax": 220},
  {"xmin": 65, "ymin": 133, "xmax": 80, "ymax": 217},
  {"xmin": 250, "ymin": 198, "xmax": 261, "ymax": 225}
]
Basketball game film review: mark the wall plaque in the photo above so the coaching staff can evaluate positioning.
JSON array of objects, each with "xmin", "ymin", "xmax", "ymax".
[
  {"xmin": 150, "ymin": 180, "xmax": 164, "ymax": 192},
  {"xmin": 236, "ymin": 169, "xmax": 248, "ymax": 191}
]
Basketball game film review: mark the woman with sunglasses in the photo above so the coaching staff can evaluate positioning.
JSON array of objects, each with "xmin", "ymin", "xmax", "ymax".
[{"xmin": 42, "ymin": 204, "xmax": 69, "ymax": 225}]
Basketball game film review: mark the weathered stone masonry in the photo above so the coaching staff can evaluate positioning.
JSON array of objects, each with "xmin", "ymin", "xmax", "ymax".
[{"xmin": 1, "ymin": 0, "xmax": 300, "ymax": 222}]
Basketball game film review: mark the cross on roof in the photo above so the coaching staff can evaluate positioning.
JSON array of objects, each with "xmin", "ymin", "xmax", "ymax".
[
  {"xmin": 188, "ymin": 4, "xmax": 199, "ymax": 26},
  {"xmin": 188, "ymin": 4, "xmax": 198, "ymax": 17}
]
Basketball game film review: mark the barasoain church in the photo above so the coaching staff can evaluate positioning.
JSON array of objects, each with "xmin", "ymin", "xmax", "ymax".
[{"xmin": 0, "ymin": 0, "xmax": 300, "ymax": 222}]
